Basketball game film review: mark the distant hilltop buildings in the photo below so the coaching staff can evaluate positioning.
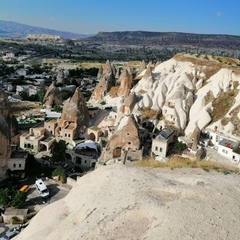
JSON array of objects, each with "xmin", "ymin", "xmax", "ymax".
[{"xmin": 25, "ymin": 34, "xmax": 63, "ymax": 42}]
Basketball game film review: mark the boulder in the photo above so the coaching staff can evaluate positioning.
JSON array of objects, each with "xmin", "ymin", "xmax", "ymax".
[{"xmin": 43, "ymin": 82, "xmax": 63, "ymax": 108}]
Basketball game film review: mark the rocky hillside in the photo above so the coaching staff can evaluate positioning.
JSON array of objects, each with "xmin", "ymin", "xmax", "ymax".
[
  {"xmin": 85, "ymin": 31, "xmax": 240, "ymax": 60},
  {"xmin": 89, "ymin": 54, "xmax": 240, "ymax": 142},
  {"xmin": 88, "ymin": 31, "xmax": 240, "ymax": 50},
  {"xmin": 15, "ymin": 165, "xmax": 240, "ymax": 240},
  {"xmin": 0, "ymin": 20, "xmax": 89, "ymax": 39},
  {"xmin": 0, "ymin": 87, "xmax": 18, "ymax": 179}
]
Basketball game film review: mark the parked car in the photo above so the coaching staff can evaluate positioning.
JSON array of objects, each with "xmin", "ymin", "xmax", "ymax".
[
  {"xmin": 35, "ymin": 179, "xmax": 49, "ymax": 198},
  {"xmin": 19, "ymin": 185, "xmax": 30, "ymax": 193},
  {"xmin": 62, "ymin": 162, "xmax": 68, "ymax": 168},
  {"xmin": 1, "ymin": 228, "xmax": 20, "ymax": 240},
  {"xmin": 66, "ymin": 167, "xmax": 75, "ymax": 174},
  {"xmin": 43, "ymin": 160, "xmax": 52, "ymax": 166}
]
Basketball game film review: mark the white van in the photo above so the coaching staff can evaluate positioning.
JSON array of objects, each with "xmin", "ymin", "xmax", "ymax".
[{"xmin": 35, "ymin": 179, "xmax": 49, "ymax": 198}]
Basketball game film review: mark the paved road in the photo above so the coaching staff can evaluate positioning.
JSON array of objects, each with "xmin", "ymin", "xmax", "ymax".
[{"xmin": 0, "ymin": 178, "xmax": 72, "ymax": 238}]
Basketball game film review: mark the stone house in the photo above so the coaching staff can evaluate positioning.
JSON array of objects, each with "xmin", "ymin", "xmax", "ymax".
[
  {"xmin": 2, "ymin": 208, "xmax": 28, "ymax": 224},
  {"xmin": 88, "ymin": 106, "xmax": 99, "ymax": 119},
  {"xmin": 66, "ymin": 141, "xmax": 99, "ymax": 169},
  {"xmin": 28, "ymin": 85, "xmax": 38, "ymax": 96},
  {"xmin": 7, "ymin": 150, "xmax": 28, "ymax": 171},
  {"xmin": 60, "ymin": 121, "xmax": 76, "ymax": 143},
  {"xmin": 202, "ymin": 128, "xmax": 240, "ymax": 163},
  {"xmin": 20, "ymin": 127, "xmax": 47, "ymax": 153},
  {"xmin": 151, "ymin": 128, "xmax": 175, "ymax": 158},
  {"xmin": 44, "ymin": 118, "xmax": 58, "ymax": 135},
  {"xmin": 100, "ymin": 115, "xmax": 141, "ymax": 161},
  {"xmin": 16, "ymin": 85, "xmax": 30, "ymax": 95},
  {"xmin": 218, "ymin": 138, "xmax": 240, "ymax": 162}
]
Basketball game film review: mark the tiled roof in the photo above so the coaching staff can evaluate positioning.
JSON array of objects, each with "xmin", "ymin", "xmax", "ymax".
[
  {"xmin": 219, "ymin": 138, "xmax": 239, "ymax": 150},
  {"xmin": 156, "ymin": 128, "xmax": 175, "ymax": 141}
]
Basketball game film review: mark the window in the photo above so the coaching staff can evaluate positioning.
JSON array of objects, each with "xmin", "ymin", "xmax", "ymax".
[
  {"xmin": 13, "ymin": 164, "xmax": 16, "ymax": 168},
  {"xmin": 155, "ymin": 146, "xmax": 158, "ymax": 151},
  {"xmin": 19, "ymin": 164, "xmax": 22, "ymax": 168},
  {"xmin": 160, "ymin": 148, "xmax": 162, "ymax": 152}
]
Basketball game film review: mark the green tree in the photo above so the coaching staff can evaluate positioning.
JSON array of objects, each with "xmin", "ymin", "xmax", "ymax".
[
  {"xmin": 12, "ymin": 78, "xmax": 26, "ymax": 86},
  {"xmin": 11, "ymin": 191, "xmax": 27, "ymax": 208},
  {"xmin": 0, "ymin": 188, "xmax": 10, "ymax": 208},
  {"xmin": 53, "ymin": 105, "xmax": 63, "ymax": 112},
  {"xmin": 19, "ymin": 91, "xmax": 29, "ymax": 100},
  {"xmin": 38, "ymin": 84, "xmax": 46, "ymax": 105},
  {"xmin": 25, "ymin": 154, "xmax": 42, "ymax": 176},
  {"xmin": 52, "ymin": 167, "xmax": 67, "ymax": 183},
  {"xmin": 60, "ymin": 89, "xmax": 73, "ymax": 100},
  {"xmin": 51, "ymin": 140, "xmax": 67, "ymax": 163},
  {"xmin": 0, "ymin": 189, "xmax": 26, "ymax": 209},
  {"xmin": 31, "ymin": 63, "xmax": 42, "ymax": 74}
]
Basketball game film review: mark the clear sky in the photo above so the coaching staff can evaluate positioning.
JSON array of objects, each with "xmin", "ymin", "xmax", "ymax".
[{"xmin": 0, "ymin": 0, "xmax": 239, "ymax": 36}]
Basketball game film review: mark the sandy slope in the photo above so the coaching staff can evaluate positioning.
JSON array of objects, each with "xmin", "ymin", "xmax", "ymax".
[{"xmin": 16, "ymin": 165, "xmax": 240, "ymax": 240}]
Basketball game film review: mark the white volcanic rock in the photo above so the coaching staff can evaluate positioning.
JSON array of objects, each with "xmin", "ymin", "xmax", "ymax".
[
  {"xmin": 141, "ymin": 93, "xmax": 153, "ymax": 109},
  {"xmin": 196, "ymin": 78, "xmax": 203, "ymax": 89},
  {"xmin": 185, "ymin": 68, "xmax": 240, "ymax": 136},
  {"xmin": 134, "ymin": 65, "xmax": 154, "ymax": 92},
  {"xmin": 206, "ymin": 68, "xmax": 235, "ymax": 97},
  {"xmin": 92, "ymin": 55, "xmax": 240, "ymax": 139},
  {"xmin": 16, "ymin": 165, "xmax": 240, "ymax": 240},
  {"xmin": 136, "ymin": 60, "xmax": 146, "ymax": 76},
  {"xmin": 152, "ymin": 82, "xmax": 168, "ymax": 110},
  {"xmin": 224, "ymin": 121, "xmax": 235, "ymax": 134}
]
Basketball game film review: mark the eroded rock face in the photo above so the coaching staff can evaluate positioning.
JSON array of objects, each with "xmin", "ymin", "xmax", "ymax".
[
  {"xmin": 58, "ymin": 87, "xmax": 90, "ymax": 139},
  {"xmin": 90, "ymin": 60, "xmax": 115, "ymax": 101},
  {"xmin": 137, "ymin": 60, "xmax": 146, "ymax": 75},
  {"xmin": 115, "ymin": 67, "xmax": 122, "ymax": 81},
  {"xmin": 0, "ymin": 87, "xmax": 17, "ymax": 179},
  {"xmin": 117, "ymin": 69, "xmax": 133, "ymax": 97},
  {"xmin": 101, "ymin": 115, "xmax": 140, "ymax": 160},
  {"xmin": 97, "ymin": 65, "xmax": 103, "ymax": 80},
  {"xmin": 119, "ymin": 92, "xmax": 138, "ymax": 115},
  {"xmin": 43, "ymin": 82, "xmax": 63, "ymax": 108},
  {"xmin": 134, "ymin": 65, "xmax": 154, "ymax": 93}
]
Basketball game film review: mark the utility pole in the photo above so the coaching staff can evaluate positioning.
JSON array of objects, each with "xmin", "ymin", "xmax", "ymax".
[{"xmin": 123, "ymin": 148, "xmax": 129, "ymax": 165}]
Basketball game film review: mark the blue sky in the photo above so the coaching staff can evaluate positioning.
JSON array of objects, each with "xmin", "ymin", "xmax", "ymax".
[{"xmin": 0, "ymin": 0, "xmax": 239, "ymax": 35}]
